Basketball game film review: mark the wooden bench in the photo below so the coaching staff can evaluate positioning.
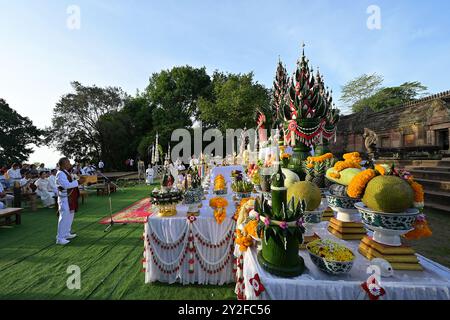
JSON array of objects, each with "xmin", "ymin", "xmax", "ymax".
[
  {"xmin": 95, "ymin": 183, "xmax": 117, "ymax": 196},
  {"xmin": 0, "ymin": 208, "xmax": 23, "ymax": 226}
]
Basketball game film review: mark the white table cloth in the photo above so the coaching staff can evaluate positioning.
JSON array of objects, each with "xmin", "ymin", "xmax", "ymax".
[
  {"xmin": 236, "ymin": 222, "xmax": 450, "ymax": 300},
  {"xmin": 143, "ymin": 192, "xmax": 238, "ymax": 285}
]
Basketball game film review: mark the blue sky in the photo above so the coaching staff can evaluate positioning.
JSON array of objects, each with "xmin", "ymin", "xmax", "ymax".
[{"xmin": 1, "ymin": 0, "xmax": 449, "ymax": 165}]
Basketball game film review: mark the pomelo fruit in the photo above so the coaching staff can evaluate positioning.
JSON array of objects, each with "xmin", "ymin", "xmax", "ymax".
[
  {"xmin": 287, "ymin": 181, "xmax": 322, "ymax": 211},
  {"xmin": 282, "ymin": 168, "xmax": 300, "ymax": 189},
  {"xmin": 362, "ymin": 176, "xmax": 414, "ymax": 213}
]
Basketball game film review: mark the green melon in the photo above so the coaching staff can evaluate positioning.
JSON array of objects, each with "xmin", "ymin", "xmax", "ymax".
[
  {"xmin": 362, "ymin": 176, "xmax": 414, "ymax": 213},
  {"xmin": 287, "ymin": 181, "xmax": 322, "ymax": 211},
  {"xmin": 282, "ymin": 168, "xmax": 300, "ymax": 189},
  {"xmin": 326, "ymin": 168, "xmax": 362, "ymax": 186}
]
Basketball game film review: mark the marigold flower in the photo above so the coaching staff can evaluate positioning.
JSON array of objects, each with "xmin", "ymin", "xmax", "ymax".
[
  {"xmin": 375, "ymin": 164, "xmax": 387, "ymax": 176},
  {"xmin": 347, "ymin": 169, "xmax": 377, "ymax": 199},
  {"xmin": 407, "ymin": 179, "xmax": 424, "ymax": 203}
]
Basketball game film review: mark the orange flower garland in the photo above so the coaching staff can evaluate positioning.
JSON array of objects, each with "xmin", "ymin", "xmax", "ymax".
[
  {"xmin": 404, "ymin": 218, "xmax": 432, "ymax": 240},
  {"xmin": 330, "ymin": 152, "xmax": 362, "ymax": 178},
  {"xmin": 209, "ymin": 197, "xmax": 228, "ymax": 224},
  {"xmin": 343, "ymin": 152, "xmax": 360, "ymax": 160},
  {"xmin": 244, "ymin": 220, "xmax": 259, "ymax": 238},
  {"xmin": 407, "ymin": 178, "xmax": 424, "ymax": 203},
  {"xmin": 347, "ymin": 169, "xmax": 377, "ymax": 199},
  {"xmin": 235, "ymin": 230, "xmax": 253, "ymax": 252},
  {"xmin": 307, "ymin": 153, "xmax": 334, "ymax": 164},
  {"xmin": 374, "ymin": 164, "xmax": 387, "ymax": 176}
]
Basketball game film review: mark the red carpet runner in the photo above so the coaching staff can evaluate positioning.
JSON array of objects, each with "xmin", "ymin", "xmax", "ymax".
[{"xmin": 99, "ymin": 198, "xmax": 152, "ymax": 224}]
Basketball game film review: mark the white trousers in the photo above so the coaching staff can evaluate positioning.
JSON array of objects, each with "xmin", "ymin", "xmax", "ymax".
[
  {"xmin": 146, "ymin": 175, "xmax": 153, "ymax": 184},
  {"xmin": 56, "ymin": 197, "xmax": 75, "ymax": 241}
]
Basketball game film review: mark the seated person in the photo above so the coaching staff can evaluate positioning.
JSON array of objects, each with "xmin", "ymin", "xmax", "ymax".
[
  {"xmin": 0, "ymin": 181, "xmax": 14, "ymax": 208},
  {"xmin": 28, "ymin": 164, "xmax": 39, "ymax": 178},
  {"xmin": 48, "ymin": 169, "xmax": 58, "ymax": 194},
  {"xmin": 34, "ymin": 171, "xmax": 56, "ymax": 208},
  {"xmin": 7, "ymin": 163, "xmax": 22, "ymax": 185},
  {"xmin": 20, "ymin": 172, "xmax": 36, "ymax": 193}
]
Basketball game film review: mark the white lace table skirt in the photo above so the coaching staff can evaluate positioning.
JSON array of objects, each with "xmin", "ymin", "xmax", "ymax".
[
  {"xmin": 236, "ymin": 222, "xmax": 450, "ymax": 300},
  {"xmin": 143, "ymin": 202, "xmax": 237, "ymax": 285}
]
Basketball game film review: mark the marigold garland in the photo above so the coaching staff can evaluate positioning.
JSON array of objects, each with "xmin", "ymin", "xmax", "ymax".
[
  {"xmin": 281, "ymin": 153, "xmax": 291, "ymax": 160},
  {"xmin": 209, "ymin": 197, "xmax": 228, "ymax": 208},
  {"xmin": 235, "ymin": 230, "xmax": 253, "ymax": 252},
  {"xmin": 343, "ymin": 152, "xmax": 360, "ymax": 160},
  {"xmin": 407, "ymin": 178, "xmax": 424, "ymax": 203},
  {"xmin": 347, "ymin": 169, "xmax": 377, "ymax": 199},
  {"xmin": 307, "ymin": 153, "xmax": 333, "ymax": 164},
  {"xmin": 210, "ymin": 197, "xmax": 229, "ymax": 224},
  {"xmin": 244, "ymin": 220, "xmax": 258, "ymax": 238},
  {"xmin": 404, "ymin": 216, "xmax": 432, "ymax": 240},
  {"xmin": 374, "ymin": 164, "xmax": 387, "ymax": 176}
]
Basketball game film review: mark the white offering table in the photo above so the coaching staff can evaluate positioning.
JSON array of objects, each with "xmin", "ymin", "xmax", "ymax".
[
  {"xmin": 236, "ymin": 222, "xmax": 450, "ymax": 300},
  {"xmin": 143, "ymin": 192, "xmax": 238, "ymax": 285}
]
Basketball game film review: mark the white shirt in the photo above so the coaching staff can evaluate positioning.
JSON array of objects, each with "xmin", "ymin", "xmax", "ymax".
[
  {"xmin": 146, "ymin": 168, "xmax": 154, "ymax": 176},
  {"xmin": 19, "ymin": 178, "xmax": 29, "ymax": 187},
  {"xmin": 7, "ymin": 168, "xmax": 21, "ymax": 180},
  {"xmin": 48, "ymin": 175, "xmax": 57, "ymax": 192},
  {"xmin": 56, "ymin": 170, "xmax": 79, "ymax": 198},
  {"xmin": 35, "ymin": 178, "xmax": 50, "ymax": 193},
  {"xmin": 98, "ymin": 161, "xmax": 104, "ymax": 169},
  {"xmin": 0, "ymin": 183, "xmax": 4, "ymax": 193}
]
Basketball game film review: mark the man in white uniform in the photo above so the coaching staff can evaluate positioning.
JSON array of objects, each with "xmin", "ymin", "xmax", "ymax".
[{"xmin": 56, "ymin": 158, "xmax": 82, "ymax": 245}]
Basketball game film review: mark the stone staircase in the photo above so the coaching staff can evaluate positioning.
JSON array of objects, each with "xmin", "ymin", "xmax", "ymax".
[{"xmin": 402, "ymin": 160, "xmax": 450, "ymax": 213}]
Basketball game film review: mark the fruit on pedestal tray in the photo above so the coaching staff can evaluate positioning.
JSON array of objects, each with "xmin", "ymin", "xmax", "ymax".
[
  {"xmin": 287, "ymin": 181, "xmax": 321, "ymax": 211},
  {"xmin": 362, "ymin": 176, "xmax": 414, "ymax": 213},
  {"xmin": 326, "ymin": 168, "xmax": 362, "ymax": 186},
  {"xmin": 282, "ymin": 168, "xmax": 300, "ymax": 189}
]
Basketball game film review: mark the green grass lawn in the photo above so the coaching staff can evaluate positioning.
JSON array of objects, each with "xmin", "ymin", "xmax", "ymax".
[
  {"xmin": 1, "ymin": 184, "xmax": 448, "ymax": 300},
  {"xmin": 0, "ymin": 185, "xmax": 235, "ymax": 300}
]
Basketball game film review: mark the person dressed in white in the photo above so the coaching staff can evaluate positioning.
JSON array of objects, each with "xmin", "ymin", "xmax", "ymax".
[
  {"xmin": 0, "ymin": 182, "xmax": 14, "ymax": 208},
  {"xmin": 145, "ymin": 165, "xmax": 154, "ymax": 185},
  {"xmin": 56, "ymin": 158, "xmax": 81, "ymax": 245},
  {"xmin": 48, "ymin": 169, "xmax": 58, "ymax": 194},
  {"xmin": 7, "ymin": 164, "xmax": 22, "ymax": 185},
  {"xmin": 35, "ymin": 171, "xmax": 55, "ymax": 207},
  {"xmin": 98, "ymin": 160, "xmax": 105, "ymax": 173}
]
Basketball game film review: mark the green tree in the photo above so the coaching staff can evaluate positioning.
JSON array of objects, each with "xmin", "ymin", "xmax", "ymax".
[
  {"xmin": 0, "ymin": 99, "xmax": 43, "ymax": 165},
  {"xmin": 145, "ymin": 66, "xmax": 212, "ymax": 152},
  {"xmin": 48, "ymin": 82, "xmax": 127, "ymax": 162},
  {"xmin": 353, "ymin": 81, "xmax": 428, "ymax": 112},
  {"xmin": 97, "ymin": 95, "xmax": 155, "ymax": 169},
  {"xmin": 198, "ymin": 71, "xmax": 271, "ymax": 131},
  {"xmin": 340, "ymin": 73, "xmax": 384, "ymax": 111}
]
